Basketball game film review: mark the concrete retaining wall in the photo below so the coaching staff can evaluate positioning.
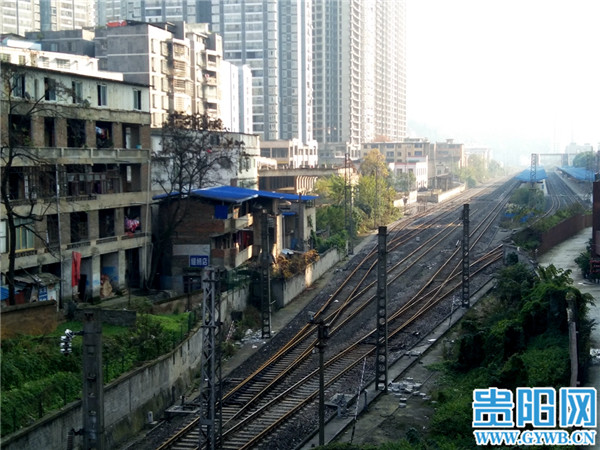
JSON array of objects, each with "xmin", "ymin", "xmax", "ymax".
[
  {"xmin": 2, "ymin": 284, "xmax": 250, "ymax": 450},
  {"xmin": 272, "ymin": 248, "xmax": 343, "ymax": 309},
  {"xmin": 538, "ymin": 214, "xmax": 593, "ymax": 255}
]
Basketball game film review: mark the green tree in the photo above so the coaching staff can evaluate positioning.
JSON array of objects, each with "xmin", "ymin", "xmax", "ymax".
[
  {"xmin": 360, "ymin": 148, "xmax": 389, "ymax": 178},
  {"xmin": 150, "ymin": 113, "xmax": 245, "ymax": 288},
  {"xmin": 572, "ymin": 151, "xmax": 595, "ymax": 169},
  {"xmin": 314, "ymin": 174, "xmax": 346, "ymax": 206},
  {"xmin": 392, "ymin": 171, "xmax": 416, "ymax": 193}
]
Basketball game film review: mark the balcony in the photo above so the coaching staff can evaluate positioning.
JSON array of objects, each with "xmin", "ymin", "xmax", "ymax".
[{"xmin": 8, "ymin": 147, "xmax": 150, "ymax": 165}]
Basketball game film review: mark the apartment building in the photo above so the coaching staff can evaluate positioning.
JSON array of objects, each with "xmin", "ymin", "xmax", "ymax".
[
  {"xmin": 28, "ymin": 20, "xmax": 225, "ymax": 128},
  {"xmin": 1, "ymin": 0, "xmax": 40, "ymax": 35},
  {"xmin": 313, "ymin": 0, "xmax": 407, "ymax": 161},
  {"xmin": 260, "ymin": 139, "xmax": 318, "ymax": 169},
  {"xmin": 210, "ymin": 0, "xmax": 314, "ymax": 146},
  {"xmin": 1, "ymin": 0, "xmax": 95, "ymax": 35},
  {"xmin": 0, "ymin": 45, "xmax": 152, "ymax": 305},
  {"xmin": 362, "ymin": 140, "xmax": 430, "ymax": 190},
  {"xmin": 97, "ymin": 0, "xmax": 205, "ymax": 26},
  {"xmin": 39, "ymin": 0, "xmax": 95, "ymax": 31}
]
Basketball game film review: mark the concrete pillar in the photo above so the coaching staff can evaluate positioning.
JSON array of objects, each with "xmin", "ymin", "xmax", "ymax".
[
  {"xmin": 62, "ymin": 256, "xmax": 76, "ymax": 301},
  {"xmin": 30, "ymin": 116, "xmax": 45, "ymax": 147},
  {"xmin": 118, "ymin": 249, "xmax": 127, "ymax": 291},
  {"xmin": 112, "ymin": 123, "xmax": 123, "ymax": 149},
  {"xmin": 88, "ymin": 210, "xmax": 99, "ymax": 240},
  {"xmin": 91, "ymin": 253, "xmax": 101, "ymax": 299},
  {"xmin": 60, "ymin": 212, "xmax": 71, "ymax": 246},
  {"xmin": 85, "ymin": 120, "xmax": 96, "ymax": 148},
  {"xmin": 55, "ymin": 117, "xmax": 68, "ymax": 148},
  {"xmin": 115, "ymin": 208, "xmax": 125, "ymax": 236}
]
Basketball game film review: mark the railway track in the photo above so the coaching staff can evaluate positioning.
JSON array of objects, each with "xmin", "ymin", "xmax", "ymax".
[{"xmin": 147, "ymin": 174, "xmax": 585, "ymax": 450}]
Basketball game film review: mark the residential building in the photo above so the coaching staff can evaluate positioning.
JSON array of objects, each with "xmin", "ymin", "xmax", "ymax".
[
  {"xmin": 1, "ymin": 0, "xmax": 95, "ymax": 35},
  {"xmin": 260, "ymin": 139, "xmax": 318, "ymax": 169},
  {"xmin": 40, "ymin": 0, "xmax": 96, "ymax": 31},
  {"xmin": 435, "ymin": 139, "xmax": 466, "ymax": 170},
  {"xmin": 1, "ymin": 0, "xmax": 41, "ymax": 35},
  {"xmin": 362, "ymin": 139, "xmax": 430, "ymax": 190},
  {"xmin": 155, "ymin": 186, "xmax": 316, "ymax": 291},
  {"xmin": 150, "ymin": 129, "xmax": 261, "ymax": 190},
  {"xmin": 313, "ymin": 0, "xmax": 406, "ymax": 161},
  {"xmin": 220, "ymin": 60, "xmax": 253, "ymax": 134},
  {"xmin": 0, "ymin": 45, "xmax": 152, "ymax": 305},
  {"xmin": 97, "ymin": 0, "xmax": 203, "ymax": 26},
  {"xmin": 210, "ymin": 0, "xmax": 314, "ymax": 146},
  {"xmin": 466, "ymin": 146, "xmax": 493, "ymax": 171},
  {"xmin": 27, "ymin": 20, "xmax": 224, "ymax": 128}
]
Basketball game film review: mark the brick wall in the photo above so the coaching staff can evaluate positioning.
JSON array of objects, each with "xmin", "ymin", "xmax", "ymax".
[{"xmin": 1, "ymin": 301, "xmax": 59, "ymax": 339}]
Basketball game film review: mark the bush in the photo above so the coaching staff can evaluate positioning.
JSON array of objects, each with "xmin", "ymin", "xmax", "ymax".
[{"xmin": 0, "ymin": 311, "xmax": 197, "ymax": 437}]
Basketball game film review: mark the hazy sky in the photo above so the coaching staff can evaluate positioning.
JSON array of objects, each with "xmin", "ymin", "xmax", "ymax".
[{"xmin": 406, "ymin": 0, "xmax": 600, "ymax": 165}]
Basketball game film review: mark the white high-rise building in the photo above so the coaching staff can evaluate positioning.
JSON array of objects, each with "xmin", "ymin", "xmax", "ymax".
[
  {"xmin": 313, "ymin": 0, "xmax": 406, "ymax": 161},
  {"xmin": 40, "ymin": 0, "xmax": 96, "ymax": 31},
  {"xmin": 97, "ymin": 0, "xmax": 209, "ymax": 26},
  {"xmin": 1, "ymin": 0, "xmax": 95, "ymax": 35},
  {"xmin": 1, "ymin": 0, "xmax": 40, "ymax": 35},
  {"xmin": 211, "ymin": 0, "xmax": 313, "ymax": 145}
]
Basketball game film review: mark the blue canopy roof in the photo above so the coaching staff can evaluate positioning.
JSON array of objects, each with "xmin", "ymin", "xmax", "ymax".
[
  {"xmin": 154, "ymin": 185, "xmax": 318, "ymax": 203},
  {"xmin": 515, "ymin": 167, "xmax": 547, "ymax": 182},
  {"xmin": 558, "ymin": 166, "xmax": 596, "ymax": 182}
]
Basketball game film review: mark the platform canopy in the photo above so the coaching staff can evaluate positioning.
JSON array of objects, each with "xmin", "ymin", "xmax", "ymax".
[
  {"xmin": 558, "ymin": 166, "xmax": 596, "ymax": 182},
  {"xmin": 515, "ymin": 167, "xmax": 547, "ymax": 182}
]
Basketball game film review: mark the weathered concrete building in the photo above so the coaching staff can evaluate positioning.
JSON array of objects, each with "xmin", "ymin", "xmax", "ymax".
[{"xmin": 0, "ymin": 45, "xmax": 152, "ymax": 305}]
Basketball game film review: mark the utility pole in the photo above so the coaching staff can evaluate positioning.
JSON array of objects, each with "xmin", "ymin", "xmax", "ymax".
[
  {"xmin": 566, "ymin": 292, "xmax": 578, "ymax": 387},
  {"xmin": 375, "ymin": 226, "xmax": 388, "ymax": 391},
  {"xmin": 199, "ymin": 267, "xmax": 223, "ymax": 449},
  {"xmin": 312, "ymin": 319, "xmax": 329, "ymax": 446},
  {"xmin": 461, "ymin": 204, "xmax": 470, "ymax": 308},
  {"xmin": 82, "ymin": 310, "xmax": 104, "ymax": 450},
  {"xmin": 260, "ymin": 210, "xmax": 272, "ymax": 338}
]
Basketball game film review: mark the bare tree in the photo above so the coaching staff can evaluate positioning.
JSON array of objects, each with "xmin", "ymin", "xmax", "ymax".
[
  {"xmin": 1, "ymin": 63, "xmax": 73, "ymax": 305},
  {"xmin": 149, "ymin": 112, "xmax": 246, "ymax": 288}
]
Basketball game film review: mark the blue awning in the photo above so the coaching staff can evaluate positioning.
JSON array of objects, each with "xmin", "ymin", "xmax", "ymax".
[{"xmin": 155, "ymin": 185, "xmax": 318, "ymax": 203}]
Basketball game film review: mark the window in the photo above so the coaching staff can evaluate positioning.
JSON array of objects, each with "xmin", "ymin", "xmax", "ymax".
[
  {"xmin": 44, "ymin": 77, "xmax": 56, "ymax": 101},
  {"xmin": 0, "ymin": 220, "xmax": 6, "ymax": 253},
  {"xmin": 15, "ymin": 218, "xmax": 34, "ymax": 251},
  {"xmin": 70, "ymin": 212, "xmax": 88, "ymax": 243},
  {"xmin": 12, "ymin": 74, "xmax": 25, "ymax": 98},
  {"xmin": 97, "ymin": 84, "xmax": 107, "ymax": 106},
  {"xmin": 56, "ymin": 59, "xmax": 70, "ymax": 69},
  {"xmin": 67, "ymin": 119, "xmax": 86, "ymax": 147},
  {"xmin": 133, "ymin": 89, "xmax": 142, "ymax": 110},
  {"xmin": 72, "ymin": 81, "xmax": 83, "ymax": 103},
  {"xmin": 47, "ymin": 215, "xmax": 59, "ymax": 246}
]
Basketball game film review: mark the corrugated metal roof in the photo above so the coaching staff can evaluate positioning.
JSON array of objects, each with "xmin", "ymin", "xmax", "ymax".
[
  {"xmin": 154, "ymin": 186, "xmax": 317, "ymax": 203},
  {"xmin": 515, "ymin": 167, "xmax": 547, "ymax": 182},
  {"xmin": 559, "ymin": 166, "xmax": 596, "ymax": 182}
]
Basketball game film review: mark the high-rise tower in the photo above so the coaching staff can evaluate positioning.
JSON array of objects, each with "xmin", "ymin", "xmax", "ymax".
[
  {"xmin": 210, "ymin": 0, "xmax": 313, "ymax": 144},
  {"xmin": 313, "ymin": 0, "xmax": 406, "ymax": 161}
]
